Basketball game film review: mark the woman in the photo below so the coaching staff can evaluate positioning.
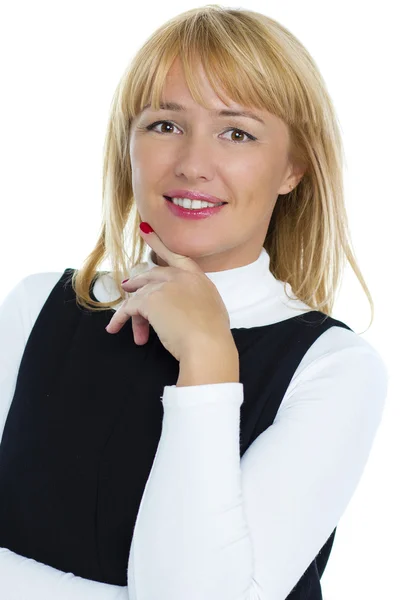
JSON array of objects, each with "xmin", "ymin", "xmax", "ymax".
[{"xmin": 0, "ymin": 5, "xmax": 388, "ymax": 599}]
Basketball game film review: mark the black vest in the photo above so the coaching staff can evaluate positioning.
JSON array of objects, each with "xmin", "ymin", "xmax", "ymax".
[{"xmin": 0, "ymin": 268, "xmax": 353, "ymax": 597}]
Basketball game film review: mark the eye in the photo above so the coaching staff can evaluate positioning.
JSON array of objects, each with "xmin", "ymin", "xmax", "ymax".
[{"xmin": 145, "ymin": 120, "xmax": 256, "ymax": 143}]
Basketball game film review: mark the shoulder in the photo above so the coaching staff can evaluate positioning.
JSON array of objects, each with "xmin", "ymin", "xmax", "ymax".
[
  {"xmin": 1, "ymin": 272, "xmax": 65, "ymax": 339},
  {"xmin": 282, "ymin": 324, "xmax": 389, "ymax": 424},
  {"xmin": 298, "ymin": 323, "xmax": 388, "ymax": 382}
]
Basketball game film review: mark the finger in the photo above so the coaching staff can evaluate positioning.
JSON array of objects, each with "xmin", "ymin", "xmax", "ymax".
[
  {"xmin": 121, "ymin": 267, "xmax": 174, "ymax": 291},
  {"xmin": 105, "ymin": 300, "xmax": 130, "ymax": 333},
  {"xmin": 105, "ymin": 297, "xmax": 149, "ymax": 335},
  {"xmin": 139, "ymin": 222, "xmax": 203, "ymax": 273},
  {"xmin": 131, "ymin": 316, "xmax": 149, "ymax": 345}
]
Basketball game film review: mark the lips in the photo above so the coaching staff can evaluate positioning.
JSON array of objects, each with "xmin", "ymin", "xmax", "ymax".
[
  {"xmin": 165, "ymin": 195, "xmax": 226, "ymax": 219},
  {"xmin": 163, "ymin": 195, "xmax": 227, "ymax": 205},
  {"xmin": 164, "ymin": 189, "xmax": 227, "ymax": 204}
]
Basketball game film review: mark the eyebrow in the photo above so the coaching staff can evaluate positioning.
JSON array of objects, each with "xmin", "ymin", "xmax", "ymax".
[{"xmin": 140, "ymin": 101, "xmax": 265, "ymax": 125}]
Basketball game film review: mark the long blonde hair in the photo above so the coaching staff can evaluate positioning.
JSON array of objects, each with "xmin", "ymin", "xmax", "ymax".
[{"xmin": 71, "ymin": 4, "xmax": 373, "ymax": 333}]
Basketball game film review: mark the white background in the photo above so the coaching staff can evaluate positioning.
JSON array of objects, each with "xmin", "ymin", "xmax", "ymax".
[{"xmin": 0, "ymin": 2, "xmax": 398, "ymax": 598}]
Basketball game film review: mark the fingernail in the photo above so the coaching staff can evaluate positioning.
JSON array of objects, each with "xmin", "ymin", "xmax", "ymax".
[
  {"xmin": 122, "ymin": 279, "xmax": 129, "ymax": 283},
  {"xmin": 140, "ymin": 222, "xmax": 154, "ymax": 234}
]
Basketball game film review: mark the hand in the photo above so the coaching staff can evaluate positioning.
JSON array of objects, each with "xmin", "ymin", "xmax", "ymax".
[{"xmin": 105, "ymin": 223, "xmax": 234, "ymax": 363}]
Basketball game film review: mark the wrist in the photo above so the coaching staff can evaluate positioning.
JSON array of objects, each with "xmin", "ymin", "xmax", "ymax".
[{"xmin": 177, "ymin": 337, "xmax": 239, "ymax": 387}]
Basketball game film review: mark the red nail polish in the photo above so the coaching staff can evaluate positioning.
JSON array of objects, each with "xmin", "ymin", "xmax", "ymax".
[
  {"xmin": 140, "ymin": 222, "xmax": 154, "ymax": 234},
  {"xmin": 122, "ymin": 279, "xmax": 129, "ymax": 283}
]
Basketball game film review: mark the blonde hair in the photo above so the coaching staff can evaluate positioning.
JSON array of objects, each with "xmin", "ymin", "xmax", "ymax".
[{"xmin": 72, "ymin": 4, "xmax": 374, "ymax": 333}]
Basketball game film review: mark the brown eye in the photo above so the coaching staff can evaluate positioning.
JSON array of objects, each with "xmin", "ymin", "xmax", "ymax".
[
  {"xmin": 146, "ymin": 121, "xmax": 178, "ymax": 134},
  {"xmin": 229, "ymin": 130, "xmax": 245, "ymax": 142},
  {"xmin": 159, "ymin": 122, "xmax": 175, "ymax": 134},
  {"xmin": 146, "ymin": 120, "xmax": 256, "ymax": 143}
]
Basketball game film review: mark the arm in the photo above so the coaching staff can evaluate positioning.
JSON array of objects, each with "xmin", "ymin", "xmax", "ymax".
[
  {"xmin": 0, "ymin": 276, "xmax": 131, "ymax": 600},
  {"xmin": 128, "ymin": 337, "xmax": 388, "ymax": 599},
  {"xmin": 0, "ymin": 549, "xmax": 129, "ymax": 600}
]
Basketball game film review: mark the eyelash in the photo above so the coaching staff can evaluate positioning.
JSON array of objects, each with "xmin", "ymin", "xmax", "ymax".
[{"xmin": 145, "ymin": 120, "xmax": 257, "ymax": 143}]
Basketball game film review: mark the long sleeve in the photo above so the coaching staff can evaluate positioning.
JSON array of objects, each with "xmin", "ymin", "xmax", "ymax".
[
  {"xmin": 0, "ymin": 549, "xmax": 128, "ymax": 600},
  {"xmin": 128, "ymin": 340, "xmax": 388, "ymax": 600},
  {"xmin": 0, "ymin": 277, "xmax": 129, "ymax": 600}
]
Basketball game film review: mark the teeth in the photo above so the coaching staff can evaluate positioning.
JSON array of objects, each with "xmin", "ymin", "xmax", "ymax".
[{"xmin": 170, "ymin": 197, "xmax": 224, "ymax": 209}]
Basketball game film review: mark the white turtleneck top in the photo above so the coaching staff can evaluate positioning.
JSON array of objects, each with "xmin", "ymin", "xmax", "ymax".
[{"xmin": 0, "ymin": 248, "xmax": 388, "ymax": 600}]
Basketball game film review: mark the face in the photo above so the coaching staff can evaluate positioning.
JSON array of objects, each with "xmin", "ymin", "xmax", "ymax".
[{"xmin": 130, "ymin": 56, "xmax": 303, "ymax": 272}]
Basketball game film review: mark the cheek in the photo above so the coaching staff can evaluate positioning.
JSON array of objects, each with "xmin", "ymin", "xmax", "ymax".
[
  {"xmin": 132, "ymin": 144, "xmax": 171, "ymax": 185},
  {"xmin": 131, "ymin": 162, "xmax": 155, "ymax": 196},
  {"xmin": 234, "ymin": 162, "xmax": 277, "ymax": 199}
]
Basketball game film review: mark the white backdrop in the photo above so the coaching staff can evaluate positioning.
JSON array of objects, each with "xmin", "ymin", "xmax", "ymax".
[{"xmin": 0, "ymin": 1, "xmax": 398, "ymax": 598}]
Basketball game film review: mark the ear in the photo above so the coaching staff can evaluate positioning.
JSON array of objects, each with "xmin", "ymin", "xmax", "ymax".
[{"xmin": 279, "ymin": 163, "xmax": 306, "ymax": 194}]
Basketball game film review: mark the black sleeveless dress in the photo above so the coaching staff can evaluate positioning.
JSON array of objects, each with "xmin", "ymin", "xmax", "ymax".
[{"xmin": 0, "ymin": 268, "xmax": 353, "ymax": 598}]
